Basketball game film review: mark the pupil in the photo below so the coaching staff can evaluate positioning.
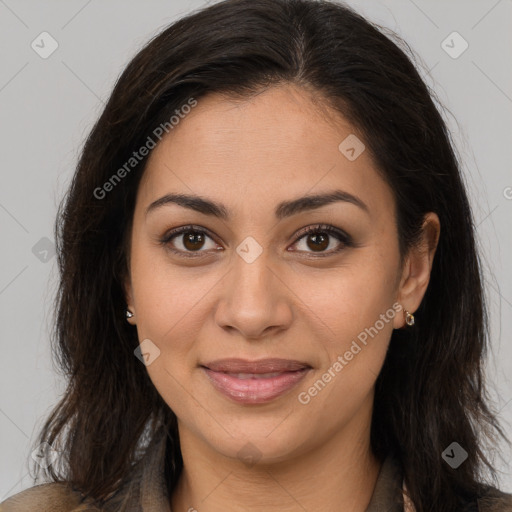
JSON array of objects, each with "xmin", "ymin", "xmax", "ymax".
[
  {"xmin": 184, "ymin": 231, "xmax": 204, "ymax": 251},
  {"xmin": 308, "ymin": 233, "xmax": 328, "ymax": 251}
]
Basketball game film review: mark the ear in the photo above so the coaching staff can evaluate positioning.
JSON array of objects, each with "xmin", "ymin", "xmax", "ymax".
[
  {"xmin": 393, "ymin": 212, "xmax": 440, "ymax": 329},
  {"xmin": 124, "ymin": 275, "xmax": 137, "ymax": 326}
]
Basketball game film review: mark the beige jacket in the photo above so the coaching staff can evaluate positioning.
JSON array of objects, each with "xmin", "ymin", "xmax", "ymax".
[{"xmin": 1, "ymin": 426, "xmax": 511, "ymax": 511}]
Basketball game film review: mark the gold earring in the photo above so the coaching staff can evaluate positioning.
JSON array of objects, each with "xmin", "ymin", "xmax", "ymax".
[{"xmin": 404, "ymin": 309, "xmax": 415, "ymax": 326}]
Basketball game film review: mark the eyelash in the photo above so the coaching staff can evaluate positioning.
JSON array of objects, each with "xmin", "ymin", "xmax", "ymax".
[{"xmin": 160, "ymin": 223, "xmax": 354, "ymax": 259}]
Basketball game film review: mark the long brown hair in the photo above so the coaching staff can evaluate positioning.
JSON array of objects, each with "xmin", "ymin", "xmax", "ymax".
[{"xmin": 31, "ymin": 1, "xmax": 509, "ymax": 510}]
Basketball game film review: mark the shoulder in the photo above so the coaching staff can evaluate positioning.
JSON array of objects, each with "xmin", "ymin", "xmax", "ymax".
[
  {"xmin": 0, "ymin": 482, "xmax": 98, "ymax": 512},
  {"xmin": 477, "ymin": 485, "xmax": 512, "ymax": 512}
]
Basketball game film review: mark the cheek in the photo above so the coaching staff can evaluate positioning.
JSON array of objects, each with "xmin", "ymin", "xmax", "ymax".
[
  {"xmin": 298, "ymin": 246, "xmax": 398, "ymax": 393},
  {"xmin": 129, "ymin": 249, "xmax": 202, "ymax": 416},
  {"xmin": 299, "ymin": 287, "xmax": 395, "ymax": 428},
  {"xmin": 129, "ymin": 240, "xmax": 213, "ymax": 336},
  {"xmin": 128, "ymin": 245, "xmax": 222, "ymax": 411},
  {"xmin": 294, "ymin": 251, "xmax": 398, "ymax": 342}
]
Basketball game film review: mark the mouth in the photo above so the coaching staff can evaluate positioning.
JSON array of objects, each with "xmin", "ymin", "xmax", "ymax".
[{"xmin": 200, "ymin": 358, "xmax": 312, "ymax": 404}]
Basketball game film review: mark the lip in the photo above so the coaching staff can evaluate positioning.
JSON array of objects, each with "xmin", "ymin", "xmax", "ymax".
[
  {"xmin": 202, "ymin": 358, "xmax": 310, "ymax": 373},
  {"xmin": 200, "ymin": 358, "xmax": 312, "ymax": 404}
]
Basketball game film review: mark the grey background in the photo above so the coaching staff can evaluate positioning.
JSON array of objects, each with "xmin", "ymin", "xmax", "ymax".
[{"xmin": 1, "ymin": 0, "xmax": 511, "ymax": 501}]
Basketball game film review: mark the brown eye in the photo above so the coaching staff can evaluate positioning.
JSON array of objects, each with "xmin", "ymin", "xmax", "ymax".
[
  {"xmin": 290, "ymin": 224, "xmax": 353, "ymax": 256},
  {"xmin": 161, "ymin": 226, "xmax": 219, "ymax": 257},
  {"xmin": 182, "ymin": 230, "xmax": 206, "ymax": 251},
  {"xmin": 305, "ymin": 232, "xmax": 329, "ymax": 252}
]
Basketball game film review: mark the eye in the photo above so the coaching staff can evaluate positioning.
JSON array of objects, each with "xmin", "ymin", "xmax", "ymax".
[
  {"xmin": 289, "ymin": 224, "xmax": 353, "ymax": 256},
  {"xmin": 160, "ymin": 225, "xmax": 220, "ymax": 258},
  {"xmin": 160, "ymin": 223, "xmax": 354, "ymax": 259}
]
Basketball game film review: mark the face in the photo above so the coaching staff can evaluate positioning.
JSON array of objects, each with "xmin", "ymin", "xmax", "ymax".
[{"xmin": 125, "ymin": 84, "xmax": 421, "ymax": 465}]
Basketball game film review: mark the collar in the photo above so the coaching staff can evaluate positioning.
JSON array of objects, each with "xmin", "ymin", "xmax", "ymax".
[{"xmin": 365, "ymin": 455, "xmax": 405, "ymax": 511}]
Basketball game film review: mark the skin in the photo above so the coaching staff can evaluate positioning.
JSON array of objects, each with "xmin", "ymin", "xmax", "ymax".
[{"xmin": 124, "ymin": 83, "xmax": 440, "ymax": 512}]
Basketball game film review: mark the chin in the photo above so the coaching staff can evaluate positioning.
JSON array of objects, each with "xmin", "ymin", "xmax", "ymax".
[{"xmin": 192, "ymin": 413, "xmax": 315, "ymax": 466}]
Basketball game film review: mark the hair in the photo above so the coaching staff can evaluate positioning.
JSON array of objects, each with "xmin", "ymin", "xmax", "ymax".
[{"xmin": 30, "ymin": 0, "xmax": 509, "ymax": 510}]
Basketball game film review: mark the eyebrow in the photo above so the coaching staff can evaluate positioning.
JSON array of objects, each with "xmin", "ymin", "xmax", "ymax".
[{"xmin": 145, "ymin": 189, "xmax": 369, "ymax": 220}]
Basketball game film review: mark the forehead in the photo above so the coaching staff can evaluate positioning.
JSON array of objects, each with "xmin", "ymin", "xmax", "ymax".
[{"xmin": 136, "ymin": 84, "xmax": 394, "ymax": 225}]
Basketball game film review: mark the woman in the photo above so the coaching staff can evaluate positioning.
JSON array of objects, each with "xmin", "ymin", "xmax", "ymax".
[{"xmin": 1, "ymin": 0, "xmax": 511, "ymax": 511}]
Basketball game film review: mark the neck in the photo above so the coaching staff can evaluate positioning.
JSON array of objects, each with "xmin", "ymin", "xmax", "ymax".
[{"xmin": 170, "ymin": 397, "xmax": 381, "ymax": 512}]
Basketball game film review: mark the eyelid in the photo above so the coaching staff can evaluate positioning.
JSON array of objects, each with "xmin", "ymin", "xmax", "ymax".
[{"xmin": 160, "ymin": 223, "xmax": 353, "ymax": 258}]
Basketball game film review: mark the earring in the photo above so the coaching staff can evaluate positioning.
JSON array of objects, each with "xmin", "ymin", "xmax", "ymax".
[
  {"xmin": 404, "ymin": 309, "xmax": 415, "ymax": 326},
  {"xmin": 126, "ymin": 309, "xmax": 134, "ymax": 319}
]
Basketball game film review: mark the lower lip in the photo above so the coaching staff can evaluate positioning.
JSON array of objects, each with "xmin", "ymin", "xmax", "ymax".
[{"xmin": 202, "ymin": 367, "xmax": 311, "ymax": 404}]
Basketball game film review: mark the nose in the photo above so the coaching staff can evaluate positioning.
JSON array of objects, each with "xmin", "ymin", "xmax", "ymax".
[{"xmin": 213, "ymin": 249, "xmax": 293, "ymax": 340}]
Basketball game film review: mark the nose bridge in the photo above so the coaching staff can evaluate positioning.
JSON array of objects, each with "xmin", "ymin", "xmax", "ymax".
[
  {"xmin": 215, "ymin": 234, "xmax": 291, "ymax": 338},
  {"xmin": 231, "ymin": 235, "xmax": 274, "ymax": 303}
]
